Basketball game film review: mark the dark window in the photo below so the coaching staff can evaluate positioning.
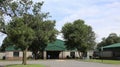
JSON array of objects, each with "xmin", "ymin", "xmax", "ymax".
[
  {"xmin": 13, "ymin": 52, "xmax": 19, "ymax": 57},
  {"xmin": 70, "ymin": 52, "xmax": 75, "ymax": 58}
]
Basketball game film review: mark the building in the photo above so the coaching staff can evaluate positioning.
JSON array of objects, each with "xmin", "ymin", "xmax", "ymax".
[
  {"xmin": 0, "ymin": 52, "xmax": 5, "ymax": 59},
  {"xmin": 4, "ymin": 39, "xmax": 80, "ymax": 60},
  {"xmin": 100, "ymin": 43, "xmax": 120, "ymax": 59},
  {"xmin": 44, "ymin": 39, "xmax": 79, "ymax": 59},
  {"xmin": 5, "ymin": 45, "xmax": 32, "ymax": 60}
]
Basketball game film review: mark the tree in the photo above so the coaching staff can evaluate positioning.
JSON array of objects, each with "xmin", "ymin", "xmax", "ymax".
[
  {"xmin": 0, "ymin": 0, "xmax": 58, "ymax": 63},
  {"xmin": 0, "ymin": 0, "xmax": 42, "ymax": 64},
  {"xmin": 0, "ymin": 11, "xmax": 6, "ymax": 34},
  {"xmin": 0, "ymin": 0, "xmax": 45, "ymax": 33},
  {"xmin": 62, "ymin": 19, "xmax": 96, "ymax": 58},
  {"xmin": 29, "ymin": 19, "xmax": 58, "ymax": 59},
  {"xmin": 0, "ymin": 37, "xmax": 11, "ymax": 52},
  {"xmin": 97, "ymin": 33, "xmax": 120, "ymax": 49},
  {"xmin": 97, "ymin": 37, "xmax": 106, "ymax": 49},
  {"xmin": 6, "ymin": 17, "xmax": 35, "ymax": 65}
]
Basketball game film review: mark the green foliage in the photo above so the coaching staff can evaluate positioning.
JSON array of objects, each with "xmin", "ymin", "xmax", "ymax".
[
  {"xmin": 7, "ymin": 17, "xmax": 35, "ymax": 50},
  {"xmin": 0, "ymin": 37, "xmax": 11, "ymax": 52},
  {"xmin": 0, "ymin": 16, "xmax": 6, "ymax": 34},
  {"xmin": 97, "ymin": 33, "xmax": 120, "ymax": 48},
  {"xmin": 6, "ymin": 16, "xmax": 35, "ymax": 65},
  {"xmin": 28, "ymin": 16, "xmax": 58, "ymax": 59},
  {"xmin": 62, "ymin": 19, "xmax": 96, "ymax": 52},
  {"xmin": 0, "ymin": 0, "xmax": 32, "ymax": 17},
  {"xmin": 0, "ymin": 0, "xmax": 54, "ymax": 64},
  {"xmin": 0, "ymin": 0, "xmax": 58, "ymax": 60}
]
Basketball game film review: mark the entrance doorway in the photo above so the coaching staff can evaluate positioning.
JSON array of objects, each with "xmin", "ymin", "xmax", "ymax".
[
  {"xmin": 70, "ymin": 52, "xmax": 75, "ymax": 58},
  {"xmin": 47, "ymin": 51, "xmax": 61, "ymax": 59}
]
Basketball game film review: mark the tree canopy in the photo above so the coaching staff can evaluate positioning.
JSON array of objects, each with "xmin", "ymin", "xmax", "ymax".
[
  {"xmin": 29, "ymin": 18, "xmax": 58, "ymax": 59},
  {"xmin": 7, "ymin": 17, "xmax": 35, "ymax": 50},
  {"xmin": 0, "ymin": 0, "xmax": 58, "ymax": 65},
  {"xmin": 62, "ymin": 19, "xmax": 96, "ymax": 57},
  {"xmin": 97, "ymin": 33, "xmax": 120, "ymax": 49},
  {"xmin": 6, "ymin": 16, "xmax": 35, "ymax": 64},
  {"xmin": 0, "ymin": 37, "xmax": 11, "ymax": 52}
]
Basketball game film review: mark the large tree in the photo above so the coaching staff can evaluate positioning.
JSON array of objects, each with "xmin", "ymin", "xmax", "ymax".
[
  {"xmin": 28, "ymin": 16, "xmax": 58, "ymax": 59},
  {"xmin": 62, "ymin": 19, "xmax": 96, "ymax": 58},
  {"xmin": 0, "ymin": 0, "xmax": 58, "ymax": 64},
  {"xmin": 0, "ymin": 0, "xmax": 38, "ymax": 65},
  {"xmin": 7, "ymin": 17, "xmax": 35, "ymax": 64}
]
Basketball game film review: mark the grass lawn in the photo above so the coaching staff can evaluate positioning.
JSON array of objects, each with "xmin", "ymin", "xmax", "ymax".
[
  {"xmin": 83, "ymin": 59, "xmax": 120, "ymax": 64},
  {"xmin": 6, "ymin": 64, "xmax": 46, "ymax": 67}
]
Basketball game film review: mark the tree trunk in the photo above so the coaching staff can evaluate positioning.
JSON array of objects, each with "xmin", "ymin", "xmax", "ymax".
[
  {"xmin": 82, "ymin": 51, "xmax": 87, "ymax": 59},
  {"xmin": 39, "ymin": 51, "xmax": 43, "ymax": 59},
  {"xmin": 34, "ymin": 53, "xmax": 37, "ymax": 60},
  {"xmin": 82, "ymin": 52, "xmax": 85, "ymax": 59},
  {"xmin": 32, "ymin": 50, "xmax": 37, "ymax": 60},
  {"xmin": 78, "ymin": 51, "xmax": 81, "ymax": 58},
  {"xmin": 22, "ymin": 48, "xmax": 27, "ymax": 65}
]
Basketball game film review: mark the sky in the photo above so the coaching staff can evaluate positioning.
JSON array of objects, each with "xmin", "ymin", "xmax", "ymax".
[{"xmin": 0, "ymin": 0, "xmax": 120, "ymax": 46}]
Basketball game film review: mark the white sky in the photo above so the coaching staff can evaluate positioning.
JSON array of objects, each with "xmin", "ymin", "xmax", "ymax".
[
  {"xmin": 1, "ymin": 0, "xmax": 120, "ymax": 46},
  {"xmin": 40, "ymin": 0, "xmax": 120, "ymax": 42}
]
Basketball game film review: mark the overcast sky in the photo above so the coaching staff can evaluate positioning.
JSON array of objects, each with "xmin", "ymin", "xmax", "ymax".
[
  {"xmin": 0, "ymin": 0, "xmax": 120, "ymax": 46},
  {"xmin": 40, "ymin": 0, "xmax": 120, "ymax": 42}
]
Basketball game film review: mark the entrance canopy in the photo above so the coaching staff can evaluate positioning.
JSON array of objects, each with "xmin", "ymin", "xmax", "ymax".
[
  {"xmin": 45, "ymin": 39, "xmax": 66, "ymax": 51},
  {"xmin": 103, "ymin": 43, "xmax": 120, "ymax": 49}
]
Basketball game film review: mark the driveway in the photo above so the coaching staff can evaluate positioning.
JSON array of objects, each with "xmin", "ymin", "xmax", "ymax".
[{"xmin": 0, "ymin": 60, "xmax": 120, "ymax": 67}]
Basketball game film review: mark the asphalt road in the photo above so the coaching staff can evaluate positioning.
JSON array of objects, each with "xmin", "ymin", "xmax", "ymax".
[{"xmin": 0, "ymin": 60, "xmax": 120, "ymax": 67}]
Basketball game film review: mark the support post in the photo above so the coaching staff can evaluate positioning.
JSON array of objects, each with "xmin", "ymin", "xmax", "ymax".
[{"xmin": 44, "ymin": 51, "xmax": 46, "ymax": 60}]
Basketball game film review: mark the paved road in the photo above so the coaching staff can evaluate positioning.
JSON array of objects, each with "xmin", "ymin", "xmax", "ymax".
[{"xmin": 0, "ymin": 60, "xmax": 120, "ymax": 67}]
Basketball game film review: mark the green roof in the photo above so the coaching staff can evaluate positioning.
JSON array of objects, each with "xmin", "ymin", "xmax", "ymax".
[
  {"xmin": 5, "ymin": 45, "xmax": 21, "ymax": 51},
  {"xmin": 103, "ymin": 43, "xmax": 120, "ymax": 49},
  {"xmin": 5, "ymin": 39, "xmax": 77, "ymax": 51},
  {"xmin": 45, "ymin": 39, "xmax": 66, "ymax": 51}
]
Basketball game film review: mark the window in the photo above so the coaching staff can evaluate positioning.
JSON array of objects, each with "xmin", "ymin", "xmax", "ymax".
[
  {"xmin": 70, "ymin": 52, "xmax": 75, "ymax": 58},
  {"xmin": 13, "ymin": 51, "xmax": 19, "ymax": 57}
]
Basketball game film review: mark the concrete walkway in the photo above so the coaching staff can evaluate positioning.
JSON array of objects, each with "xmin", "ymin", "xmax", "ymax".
[{"xmin": 0, "ymin": 60, "xmax": 120, "ymax": 67}]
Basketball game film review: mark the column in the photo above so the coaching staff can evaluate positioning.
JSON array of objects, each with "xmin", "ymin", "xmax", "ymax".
[{"xmin": 44, "ymin": 51, "xmax": 46, "ymax": 60}]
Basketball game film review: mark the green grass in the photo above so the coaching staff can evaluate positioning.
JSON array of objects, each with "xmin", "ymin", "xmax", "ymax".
[
  {"xmin": 83, "ymin": 59, "xmax": 120, "ymax": 64},
  {"xmin": 6, "ymin": 64, "xmax": 45, "ymax": 67}
]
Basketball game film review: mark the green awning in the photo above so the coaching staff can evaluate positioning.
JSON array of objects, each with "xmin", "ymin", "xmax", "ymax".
[
  {"xmin": 45, "ymin": 39, "xmax": 66, "ymax": 51},
  {"xmin": 103, "ymin": 43, "xmax": 120, "ymax": 49}
]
